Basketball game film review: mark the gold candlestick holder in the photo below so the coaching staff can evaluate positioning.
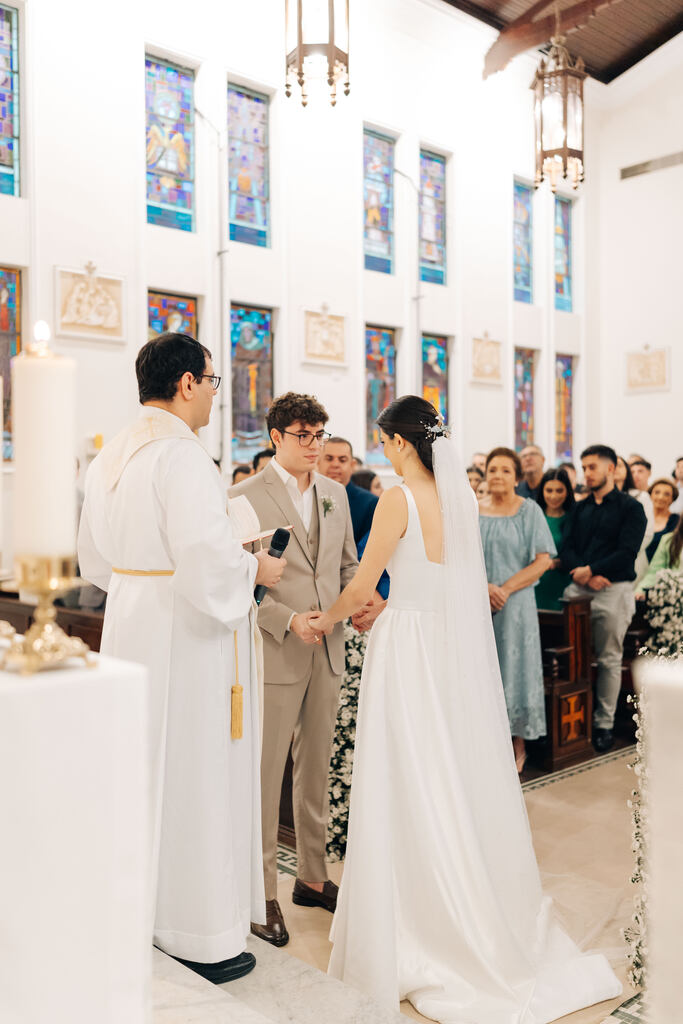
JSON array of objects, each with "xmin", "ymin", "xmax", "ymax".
[{"xmin": 2, "ymin": 556, "xmax": 94, "ymax": 675}]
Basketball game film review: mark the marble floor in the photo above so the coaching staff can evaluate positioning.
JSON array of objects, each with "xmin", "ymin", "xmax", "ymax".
[
  {"xmin": 275, "ymin": 748, "xmax": 637, "ymax": 1024},
  {"xmin": 151, "ymin": 747, "xmax": 637, "ymax": 1023}
]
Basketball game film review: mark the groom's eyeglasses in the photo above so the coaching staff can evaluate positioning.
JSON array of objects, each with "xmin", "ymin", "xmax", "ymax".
[{"xmin": 282, "ymin": 429, "xmax": 331, "ymax": 448}]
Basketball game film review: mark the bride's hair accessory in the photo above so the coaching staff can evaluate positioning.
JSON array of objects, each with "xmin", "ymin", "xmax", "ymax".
[{"xmin": 424, "ymin": 415, "xmax": 451, "ymax": 440}]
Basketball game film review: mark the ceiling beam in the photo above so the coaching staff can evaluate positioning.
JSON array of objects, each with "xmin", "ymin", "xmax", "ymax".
[
  {"xmin": 482, "ymin": 0, "xmax": 624, "ymax": 78},
  {"xmin": 438, "ymin": 0, "xmax": 505, "ymax": 33},
  {"xmin": 601, "ymin": 11, "xmax": 683, "ymax": 83}
]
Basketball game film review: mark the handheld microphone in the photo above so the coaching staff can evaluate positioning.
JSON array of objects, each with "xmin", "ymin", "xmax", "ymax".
[{"xmin": 254, "ymin": 528, "xmax": 291, "ymax": 605}]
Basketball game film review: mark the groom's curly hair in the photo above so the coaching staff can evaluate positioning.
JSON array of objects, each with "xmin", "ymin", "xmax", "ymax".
[{"xmin": 266, "ymin": 392, "xmax": 329, "ymax": 436}]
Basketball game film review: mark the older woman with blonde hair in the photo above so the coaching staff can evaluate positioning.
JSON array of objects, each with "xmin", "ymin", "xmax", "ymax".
[
  {"xmin": 479, "ymin": 447, "xmax": 555, "ymax": 772},
  {"xmin": 645, "ymin": 477, "xmax": 679, "ymax": 562}
]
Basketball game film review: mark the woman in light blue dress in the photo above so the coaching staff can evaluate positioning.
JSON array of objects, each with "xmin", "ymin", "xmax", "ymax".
[{"xmin": 479, "ymin": 447, "xmax": 556, "ymax": 772}]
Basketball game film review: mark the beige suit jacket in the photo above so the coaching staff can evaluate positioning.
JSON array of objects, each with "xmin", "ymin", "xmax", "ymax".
[{"xmin": 230, "ymin": 462, "xmax": 358, "ymax": 680}]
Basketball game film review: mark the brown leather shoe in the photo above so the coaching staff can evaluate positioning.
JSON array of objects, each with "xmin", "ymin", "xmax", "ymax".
[
  {"xmin": 251, "ymin": 899, "xmax": 289, "ymax": 947},
  {"xmin": 292, "ymin": 878, "xmax": 338, "ymax": 912}
]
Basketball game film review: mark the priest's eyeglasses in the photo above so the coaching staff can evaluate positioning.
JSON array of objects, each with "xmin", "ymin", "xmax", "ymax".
[
  {"xmin": 198, "ymin": 374, "xmax": 221, "ymax": 390},
  {"xmin": 282, "ymin": 429, "xmax": 331, "ymax": 447}
]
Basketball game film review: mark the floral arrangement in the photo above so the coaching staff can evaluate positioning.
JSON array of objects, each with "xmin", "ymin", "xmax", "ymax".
[
  {"xmin": 643, "ymin": 569, "xmax": 683, "ymax": 655},
  {"xmin": 625, "ymin": 639, "xmax": 683, "ymax": 991}
]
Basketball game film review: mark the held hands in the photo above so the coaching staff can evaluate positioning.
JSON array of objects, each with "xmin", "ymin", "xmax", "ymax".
[
  {"xmin": 254, "ymin": 549, "xmax": 287, "ymax": 589},
  {"xmin": 488, "ymin": 583, "xmax": 509, "ymax": 612},
  {"xmin": 352, "ymin": 592, "xmax": 387, "ymax": 633},
  {"xmin": 291, "ymin": 611, "xmax": 332, "ymax": 646}
]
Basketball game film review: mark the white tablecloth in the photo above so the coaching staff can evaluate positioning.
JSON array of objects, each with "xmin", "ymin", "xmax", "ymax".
[{"xmin": 0, "ymin": 654, "xmax": 150, "ymax": 1024}]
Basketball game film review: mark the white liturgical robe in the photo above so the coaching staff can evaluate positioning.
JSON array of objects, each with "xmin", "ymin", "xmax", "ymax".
[{"xmin": 78, "ymin": 406, "xmax": 265, "ymax": 963}]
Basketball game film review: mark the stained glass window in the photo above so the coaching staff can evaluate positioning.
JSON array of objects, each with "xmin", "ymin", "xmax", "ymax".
[
  {"xmin": 0, "ymin": 265, "xmax": 20, "ymax": 460},
  {"xmin": 422, "ymin": 334, "xmax": 448, "ymax": 421},
  {"xmin": 513, "ymin": 180, "xmax": 533, "ymax": 303},
  {"xmin": 228, "ymin": 85, "xmax": 269, "ymax": 248},
  {"xmin": 365, "ymin": 326, "xmax": 396, "ymax": 463},
  {"xmin": 145, "ymin": 56, "xmax": 194, "ymax": 232},
  {"xmin": 147, "ymin": 290, "xmax": 198, "ymax": 339},
  {"xmin": 0, "ymin": 4, "xmax": 19, "ymax": 197},
  {"xmin": 514, "ymin": 347, "xmax": 536, "ymax": 450},
  {"xmin": 554, "ymin": 196, "xmax": 572, "ymax": 312},
  {"xmin": 419, "ymin": 151, "xmax": 446, "ymax": 285},
  {"xmin": 231, "ymin": 304, "xmax": 273, "ymax": 464},
  {"xmin": 363, "ymin": 131, "xmax": 394, "ymax": 275},
  {"xmin": 555, "ymin": 354, "xmax": 574, "ymax": 461}
]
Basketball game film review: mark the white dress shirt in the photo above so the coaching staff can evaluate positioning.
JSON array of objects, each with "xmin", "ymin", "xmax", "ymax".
[{"xmin": 271, "ymin": 456, "xmax": 315, "ymax": 531}]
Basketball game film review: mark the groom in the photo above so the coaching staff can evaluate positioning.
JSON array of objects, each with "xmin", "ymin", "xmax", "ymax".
[{"xmin": 230, "ymin": 392, "xmax": 358, "ymax": 946}]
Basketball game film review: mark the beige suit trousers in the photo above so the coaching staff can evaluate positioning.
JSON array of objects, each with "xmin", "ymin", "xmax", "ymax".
[{"xmin": 261, "ymin": 645, "xmax": 341, "ymax": 899}]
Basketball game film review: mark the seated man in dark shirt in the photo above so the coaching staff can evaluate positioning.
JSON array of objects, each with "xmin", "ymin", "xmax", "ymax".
[
  {"xmin": 559, "ymin": 444, "xmax": 647, "ymax": 753},
  {"xmin": 318, "ymin": 436, "xmax": 389, "ymax": 628}
]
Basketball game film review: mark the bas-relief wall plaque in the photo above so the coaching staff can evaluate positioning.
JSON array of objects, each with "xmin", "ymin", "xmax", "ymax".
[
  {"xmin": 471, "ymin": 336, "xmax": 502, "ymax": 386},
  {"xmin": 304, "ymin": 307, "xmax": 346, "ymax": 366},
  {"xmin": 55, "ymin": 264, "xmax": 125, "ymax": 343},
  {"xmin": 626, "ymin": 349, "xmax": 670, "ymax": 394}
]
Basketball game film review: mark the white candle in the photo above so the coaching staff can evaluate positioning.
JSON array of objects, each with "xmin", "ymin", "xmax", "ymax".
[{"xmin": 12, "ymin": 323, "xmax": 76, "ymax": 558}]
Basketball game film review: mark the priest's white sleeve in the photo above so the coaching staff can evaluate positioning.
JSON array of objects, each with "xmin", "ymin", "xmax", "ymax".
[
  {"xmin": 77, "ymin": 493, "xmax": 113, "ymax": 592},
  {"xmin": 161, "ymin": 442, "xmax": 258, "ymax": 628}
]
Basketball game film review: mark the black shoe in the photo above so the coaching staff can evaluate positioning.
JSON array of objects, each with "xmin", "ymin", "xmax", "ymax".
[
  {"xmin": 292, "ymin": 878, "xmax": 338, "ymax": 912},
  {"xmin": 593, "ymin": 728, "xmax": 614, "ymax": 754},
  {"xmin": 171, "ymin": 951, "xmax": 256, "ymax": 984},
  {"xmin": 251, "ymin": 899, "xmax": 289, "ymax": 947}
]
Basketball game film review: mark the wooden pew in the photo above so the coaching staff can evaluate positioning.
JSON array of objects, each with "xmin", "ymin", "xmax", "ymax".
[{"xmin": 538, "ymin": 596, "xmax": 594, "ymax": 771}]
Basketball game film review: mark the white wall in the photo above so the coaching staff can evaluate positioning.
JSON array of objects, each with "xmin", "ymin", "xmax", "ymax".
[
  {"xmin": 10, "ymin": 0, "xmax": 672, "ymax": 564},
  {"xmin": 586, "ymin": 33, "xmax": 683, "ymax": 479}
]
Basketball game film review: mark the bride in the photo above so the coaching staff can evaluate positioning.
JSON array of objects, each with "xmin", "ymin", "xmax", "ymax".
[{"xmin": 308, "ymin": 396, "xmax": 621, "ymax": 1024}]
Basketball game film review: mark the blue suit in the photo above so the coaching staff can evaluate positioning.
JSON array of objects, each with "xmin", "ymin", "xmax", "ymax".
[{"xmin": 346, "ymin": 482, "xmax": 390, "ymax": 600}]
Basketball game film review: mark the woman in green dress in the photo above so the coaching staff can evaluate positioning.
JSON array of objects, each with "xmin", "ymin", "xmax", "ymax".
[{"xmin": 535, "ymin": 467, "xmax": 575, "ymax": 610}]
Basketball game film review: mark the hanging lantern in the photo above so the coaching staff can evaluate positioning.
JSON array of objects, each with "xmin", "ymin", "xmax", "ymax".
[
  {"xmin": 531, "ymin": 34, "xmax": 586, "ymax": 192},
  {"xmin": 285, "ymin": 0, "xmax": 350, "ymax": 107}
]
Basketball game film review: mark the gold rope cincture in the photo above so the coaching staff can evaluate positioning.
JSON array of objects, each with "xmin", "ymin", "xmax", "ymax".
[
  {"xmin": 232, "ymin": 630, "xmax": 243, "ymax": 740},
  {"xmin": 111, "ymin": 568, "xmax": 174, "ymax": 576}
]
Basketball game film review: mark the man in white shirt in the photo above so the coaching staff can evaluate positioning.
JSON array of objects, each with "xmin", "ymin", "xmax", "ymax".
[
  {"xmin": 670, "ymin": 456, "xmax": 683, "ymax": 515},
  {"xmin": 230, "ymin": 392, "xmax": 358, "ymax": 948}
]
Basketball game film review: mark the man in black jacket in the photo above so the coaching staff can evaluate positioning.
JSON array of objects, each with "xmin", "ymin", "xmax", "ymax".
[{"xmin": 559, "ymin": 445, "xmax": 647, "ymax": 753}]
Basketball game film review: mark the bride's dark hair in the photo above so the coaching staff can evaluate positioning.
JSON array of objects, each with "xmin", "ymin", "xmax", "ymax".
[{"xmin": 377, "ymin": 395, "xmax": 441, "ymax": 473}]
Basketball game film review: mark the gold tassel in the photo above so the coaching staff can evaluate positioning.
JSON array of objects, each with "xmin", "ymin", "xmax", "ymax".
[{"xmin": 231, "ymin": 630, "xmax": 243, "ymax": 740}]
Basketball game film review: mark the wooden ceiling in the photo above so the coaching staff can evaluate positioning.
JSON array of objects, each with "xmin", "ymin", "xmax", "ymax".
[{"xmin": 441, "ymin": 0, "xmax": 683, "ymax": 82}]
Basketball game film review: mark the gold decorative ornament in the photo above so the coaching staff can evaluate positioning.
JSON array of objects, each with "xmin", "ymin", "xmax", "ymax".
[{"xmin": 2, "ymin": 556, "xmax": 94, "ymax": 675}]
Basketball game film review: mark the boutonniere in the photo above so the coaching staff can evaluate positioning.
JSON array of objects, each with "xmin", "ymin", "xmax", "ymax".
[{"xmin": 321, "ymin": 495, "xmax": 338, "ymax": 518}]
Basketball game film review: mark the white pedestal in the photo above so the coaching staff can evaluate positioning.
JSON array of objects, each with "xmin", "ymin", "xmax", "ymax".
[
  {"xmin": 0, "ymin": 654, "xmax": 150, "ymax": 1024},
  {"xmin": 635, "ymin": 656, "xmax": 683, "ymax": 1022}
]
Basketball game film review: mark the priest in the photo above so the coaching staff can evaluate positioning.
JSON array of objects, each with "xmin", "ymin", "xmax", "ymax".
[{"xmin": 78, "ymin": 332, "xmax": 285, "ymax": 984}]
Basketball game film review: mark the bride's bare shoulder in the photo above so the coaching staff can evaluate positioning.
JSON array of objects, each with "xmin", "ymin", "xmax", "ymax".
[{"xmin": 375, "ymin": 485, "xmax": 409, "ymax": 523}]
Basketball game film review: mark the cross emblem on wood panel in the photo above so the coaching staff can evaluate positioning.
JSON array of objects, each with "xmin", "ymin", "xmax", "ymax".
[{"xmin": 561, "ymin": 693, "xmax": 586, "ymax": 743}]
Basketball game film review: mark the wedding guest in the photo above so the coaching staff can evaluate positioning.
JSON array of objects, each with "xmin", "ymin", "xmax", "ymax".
[
  {"xmin": 352, "ymin": 469, "xmax": 383, "ymax": 497},
  {"xmin": 636, "ymin": 515, "xmax": 683, "ymax": 598},
  {"xmin": 516, "ymin": 445, "xmax": 545, "ymax": 500},
  {"xmin": 476, "ymin": 478, "xmax": 489, "ymax": 502},
  {"xmin": 559, "ymin": 460, "xmax": 585, "ymax": 495},
  {"xmin": 466, "ymin": 465, "xmax": 484, "ymax": 492},
  {"xmin": 471, "ymin": 451, "xmax": 487, "ymax": 474},
  {"xmin": 318, "ymin": 437, "xmax": 388, "ymax": 861},
  {"xmin": 614, "ymin": 456, "xmax": 635, "ymax": 494},
  {"xmin": 670, "ymin": 457, "xmax": 683, "ymax": 515},
  {"xmin": 559, "ymin": 445, "xmax": 647, "ymax": 753},
  {"xmin": 645, "ymin": 478, "xmax": 679, "ymax": 561},
  {"xmin": 479, "ymin": 447, "xmax": 554, "ymax": 772},
  {"xmin": 232, "ymin": 464, "xmax": 253, "ymax": 485},
  {"xmin": 535, "ymin": 468, "xmax": 575, "ymax": 610},
  {"xmin": 630, "ymin": 458, "xmax": 652, "ymax": 493},
  {"xmin": 252, "ymin": 448, "xmax": 274, "ymax": 473}
]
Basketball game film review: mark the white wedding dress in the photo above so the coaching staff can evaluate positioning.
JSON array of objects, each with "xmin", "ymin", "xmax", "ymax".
[{"xmin": 328, "ymin": 448, "xmax": 622, "ymax": 1024}]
